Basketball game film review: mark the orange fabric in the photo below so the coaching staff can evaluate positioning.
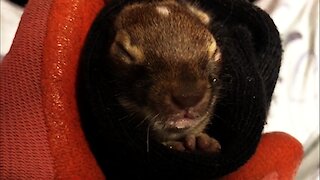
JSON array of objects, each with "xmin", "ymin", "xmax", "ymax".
[
  {"xmin": 1, "ymin": 0, "xmax": 104, "ymax": 179},
  {"xmin": 0, "ymin": 0, "xmax": 55, "ymax": 178},
  {"xmin": 223, "ymin": 132, "xmax": 303, "ymax": 180},
  {"xmin": 42, "ymin": 0, "xmax": 104, "ymax": 179},
  {"xmin": 0, "ymin": 0, "xmax": 303, "ymax": 179}
]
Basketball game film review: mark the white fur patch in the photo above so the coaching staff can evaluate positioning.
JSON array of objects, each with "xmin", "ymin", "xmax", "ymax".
[
  {"xmin": 208, "ymin": 40, "xmax": 221, "ymax": 62},
  {"xmin": 187, "ymin": 5, "xmax": 210, "ymax": 25},
  {"xmin": 156, "ymin": 6, "xmax": 170, "ymax": 16}
]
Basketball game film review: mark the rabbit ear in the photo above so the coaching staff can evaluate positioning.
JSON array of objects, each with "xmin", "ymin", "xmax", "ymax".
[{"xmin": 187, "ymin": 5, "xmax": 211, "ymax": 25}]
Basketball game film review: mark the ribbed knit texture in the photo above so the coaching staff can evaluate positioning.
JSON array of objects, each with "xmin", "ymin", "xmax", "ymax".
[
  {"xmin": 77, "ymin": 0, "xmax": 282, "ymax": 179},
  {"xmin": 0, "ymin": 0, "xmax": 105, "ymax": 179},
  {"xmin": 0, "ymin": 0, "xmax": 55, "ymax": 178}
]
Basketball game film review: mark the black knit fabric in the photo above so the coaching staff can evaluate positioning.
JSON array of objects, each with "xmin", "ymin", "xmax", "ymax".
[{"xmin": 77, "ymin": 0, "xmax": 282, "ymax": 179}]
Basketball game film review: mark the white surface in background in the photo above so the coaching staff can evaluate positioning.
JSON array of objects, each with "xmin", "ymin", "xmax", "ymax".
[
  {"xmin": 256, "ymin": 0, "xmax": 319, "ymax": 179},
  {"xmin": 0, "ymin": 0, "xmax": 23, "ymax": 57},
  {"xmin": 257, "ymin": 0, "xmax": 319, "ymax": 146}
]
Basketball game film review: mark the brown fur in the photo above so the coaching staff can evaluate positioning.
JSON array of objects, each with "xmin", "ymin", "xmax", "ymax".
[{"xmin": 109, "ymin": 0, "xmax": 222, "ymax": 144}]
